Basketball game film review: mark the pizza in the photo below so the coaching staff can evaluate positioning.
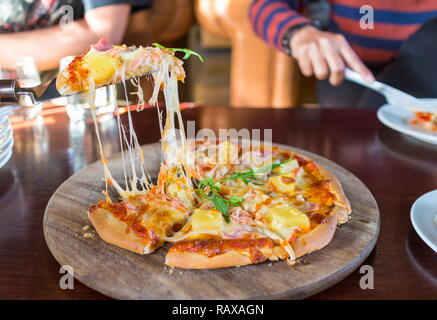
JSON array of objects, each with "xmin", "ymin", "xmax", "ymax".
[
  {"xmin": 410, "ymin": 111, "xmax": 437, "ymax": 132},
  {"xmin": 58, "ymin": 40, "xmax": 351, "ymax": 269},
  {"xmin": 88, "ymin": 140, "xmax": 351, "ymax": 269}
]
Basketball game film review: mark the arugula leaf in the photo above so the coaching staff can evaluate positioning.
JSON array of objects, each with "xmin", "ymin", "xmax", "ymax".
[
  {"xmin": 228, "ymin": 196, "xmax": 244, "ymax": 206},
  {"xmin": 220, "ymin": 154, "xmax": 294, "ymax": 185},
  {"xmin": 211, "ymin": 194, "xmax": 230, "ymax": 222},
  {"xmin": 196, "ymin": 178, "xmax": 243, "ymax": 223},
  {"xmin": 152, "ymin": 43, "xmax": 204, "ymax": 62},
  {"xmin": 196, "ymin": 178, "xmax": 229, "ymax": 222}
]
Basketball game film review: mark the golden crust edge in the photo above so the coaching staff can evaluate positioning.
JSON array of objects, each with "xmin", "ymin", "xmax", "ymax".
[
  {"xmin": 165, "ymin": 250, "xmax": 254, "ymax": 269},
  {"xmin": 292, "ymin": 212, "xmax": 339, "ymax": 258},
  {"xmin": 165, "ymin": 245, "xmax": 288, "ymax": 269},
  {"xmin": 88, "ymin": 207, "xmax": 159, "ymax": 255}
]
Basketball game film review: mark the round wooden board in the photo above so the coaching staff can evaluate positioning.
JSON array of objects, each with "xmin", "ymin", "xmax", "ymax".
[{"xmin": 44, "ymin": 142, "xmax": 380, "ymax": 300}]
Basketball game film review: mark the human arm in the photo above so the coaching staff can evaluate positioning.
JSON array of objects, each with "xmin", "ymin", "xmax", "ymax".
[
  {"xmin": 249, "ymin": 0, "xmax": 374, "ymax": 85},
  {"xmin": 0, "ymin": 4, "xmax": 131, "ymax": 71}
]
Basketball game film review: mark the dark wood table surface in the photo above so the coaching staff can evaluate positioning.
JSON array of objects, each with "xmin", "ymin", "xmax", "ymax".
[{"xmin": 1, "ymin": 105, "xmax": 436, "ymax": 300}]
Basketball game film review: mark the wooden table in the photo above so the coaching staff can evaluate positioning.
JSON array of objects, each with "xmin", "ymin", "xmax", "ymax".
[{"xmin": 1, "ymin": 106, "xmax": 436, "ymax": 299}]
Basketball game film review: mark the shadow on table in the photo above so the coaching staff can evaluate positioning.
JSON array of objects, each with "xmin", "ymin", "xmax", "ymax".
[
  {"xmin": 376, "ymin": 126, "xmax": 437, "ymax": 170},
  {"xmin": 405, "ymin": 227, "xmax": 437, "ymax": 286},
  {"xmin": 0, "ymin": 169, "xmax": 17, "ymax": 203}
]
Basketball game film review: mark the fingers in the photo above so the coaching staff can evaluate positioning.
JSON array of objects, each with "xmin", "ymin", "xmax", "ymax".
[
  {"xmin": 335, "ymin": 34, "xmax": 375, "ymax": 82},
  {"xmin": 308, "ymin": 43, "xmax": 328, "ymax": 80},
  {"xmin": 295, "ymin": 47, "xmax": 313, "ymax": 77},
  {"xmin": 296, "ymin": 39, "xmax": 343, "ymax": 84},
  {"xmin": 294, "ymin": 32, "xmax": 373, "ymax": 85},
  {"xmin": 319, "ymin": 38, "xmax": 345, "ymax": 86}
]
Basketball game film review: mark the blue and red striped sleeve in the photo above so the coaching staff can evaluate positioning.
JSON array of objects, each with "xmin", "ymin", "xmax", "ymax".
[{"xmin": 249, "ymin": 0, "xmax": 310, "ymax": 52}]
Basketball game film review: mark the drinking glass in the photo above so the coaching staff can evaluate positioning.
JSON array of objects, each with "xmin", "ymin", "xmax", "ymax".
[
  {"xmin": 65, "ymin": 85, "xmax": 117, "ymax": 122},
  {"xmin": 0, "ymin": 57, "xmax": 42, "ymax": 122}
]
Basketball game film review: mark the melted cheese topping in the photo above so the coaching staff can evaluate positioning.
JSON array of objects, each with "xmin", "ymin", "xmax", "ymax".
[{"xmin": 175, "ymin": 141, "xmax": 347, "ymax": 262}]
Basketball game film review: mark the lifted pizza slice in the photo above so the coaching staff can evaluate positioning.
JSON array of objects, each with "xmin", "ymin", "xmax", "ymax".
[{"xmin": 56, "ymin": 39, "xmax": 185, "ymax": 96}]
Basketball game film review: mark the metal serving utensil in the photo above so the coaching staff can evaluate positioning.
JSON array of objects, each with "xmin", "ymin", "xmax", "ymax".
[
  {"xmin": 0, "ymin": 78, "xmax": 60, "ymax": 105},
  {"xmin": 0, "ymin": 71, "xmax": 152, "ymax": 106},
  {"xmin": 344, "ymin": 68, "xmax": 437, "ymax": 113}
]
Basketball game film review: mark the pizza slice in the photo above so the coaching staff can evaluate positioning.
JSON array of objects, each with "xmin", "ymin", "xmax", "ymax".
[
  {"xmin": 56, "ymin": 39, "xmax": 185, "ymax": 96},
  {"xmin": 410, "ymin": 111, "xmax": 437, "ymax": 132}
]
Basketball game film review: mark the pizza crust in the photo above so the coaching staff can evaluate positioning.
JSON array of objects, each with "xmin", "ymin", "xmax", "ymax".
[
  {"xmin": 165, "ymin": 244, "xmax": 288, "ymax": 269},
  {"xmin": 88, "ymin": 207, "xmax": 156, "ymax": 255},
  {"xmin": 314, "ymin": 164, "xmax": 352, "ymax": 224},
  {"xmin": 165, "ymin": 250, "xmax": 253, "ymax": 269},
  {"xmin": 292, "ymin": 211, "xmax": 339, "ymax": 258}
]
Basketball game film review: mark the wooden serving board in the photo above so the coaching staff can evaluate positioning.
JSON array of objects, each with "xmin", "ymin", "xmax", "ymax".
[{"xmin": 43, "ymin": 143, "xmax": 380, "ymax": 300}]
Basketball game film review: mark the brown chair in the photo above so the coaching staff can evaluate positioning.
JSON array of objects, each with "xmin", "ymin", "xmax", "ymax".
[{"xmin": 195, "ymin": 0, "xmax": 303, "ymax": 108}]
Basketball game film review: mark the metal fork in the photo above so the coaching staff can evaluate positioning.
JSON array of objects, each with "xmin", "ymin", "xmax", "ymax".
[
  {"xmin": 0, "ymin": 78, "xmax": 60, "ymax": 105},
  {"xmin": 344, "ymin": 68, "xmax": 436, "ymax": 113}
]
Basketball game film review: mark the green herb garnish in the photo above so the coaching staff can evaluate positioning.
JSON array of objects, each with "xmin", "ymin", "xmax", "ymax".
[
  {"xmin": 220, "ymin": 155, "xmax": 293, "ymax": 185},
  {"xmin": 197, "ymin": 178, "xmax": 243, "ymax": 223},
  {"xmin": 196, "ymin": 155, "xmax": 293, "ymax": 222},
  {"xmin": 152, "ymin": 43, "xmax": 204, "ymax": 62}
]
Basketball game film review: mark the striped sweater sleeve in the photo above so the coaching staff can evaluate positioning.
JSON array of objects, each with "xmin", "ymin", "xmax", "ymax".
[{"xmin": 249, "ymin": 0, "xmax": 310, "ymax": 52}]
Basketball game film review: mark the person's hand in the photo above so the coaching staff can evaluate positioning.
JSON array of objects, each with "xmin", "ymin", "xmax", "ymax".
[{"xmin": 290, "ymin": 25, "xmax": 375, "ymax": 85}]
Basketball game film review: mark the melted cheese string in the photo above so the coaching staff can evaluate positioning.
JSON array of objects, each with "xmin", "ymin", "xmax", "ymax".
[
  {"xmin": 87, "ymin": 80, "xmax": 126, "ymax": 200},
  {"xmin": 86, "ymin": 49, "xmax": 190, "ymax": 201}
]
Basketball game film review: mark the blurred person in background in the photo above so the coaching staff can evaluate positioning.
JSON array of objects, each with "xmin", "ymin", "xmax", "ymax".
[
  {"xmin": 250, "ymin": 0, "xmax": 437, "ymax": 109},
  {"xmin": 0, "ymin": 0, "xmax": 151, "ymax": 72}
]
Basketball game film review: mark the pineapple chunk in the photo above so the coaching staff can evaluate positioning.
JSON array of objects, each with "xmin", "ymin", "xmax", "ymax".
[
  {"xmin": 275, "ymin": 159, "xmax": 299, "ymax": 175},
  {"xmin": 268, "ymin": 174, "xmax": 296, "ymax": 194},
  {"xmin": 191, "ymin": 209, "xmax": 224, "ymax": 233},
  {"xmin": 84, "ymin": 52, "xmax": 120, "ymax": 84},
  {"xmin": 265, "ymin": 205, "xmax": 310, "ymax": 237}
]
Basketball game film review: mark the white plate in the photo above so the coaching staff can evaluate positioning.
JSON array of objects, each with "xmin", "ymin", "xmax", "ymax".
[
  {"xmin": 377, "ymin": 99, "xmax": 437, "ymax": 145},
  {"xmin": 0, "ymin": 129, "xmax": 12, "ymax": 151},
  {"xmin": 0, "ymin": 147, "xmax": 12, "ymax": 169},
  {"xmin": 0, "ymin": 117, "xmax": 10, "ymax": 137},
  {"xmin": 411, "ymin": 190, "xmax": 437, "ymax": 253}
]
